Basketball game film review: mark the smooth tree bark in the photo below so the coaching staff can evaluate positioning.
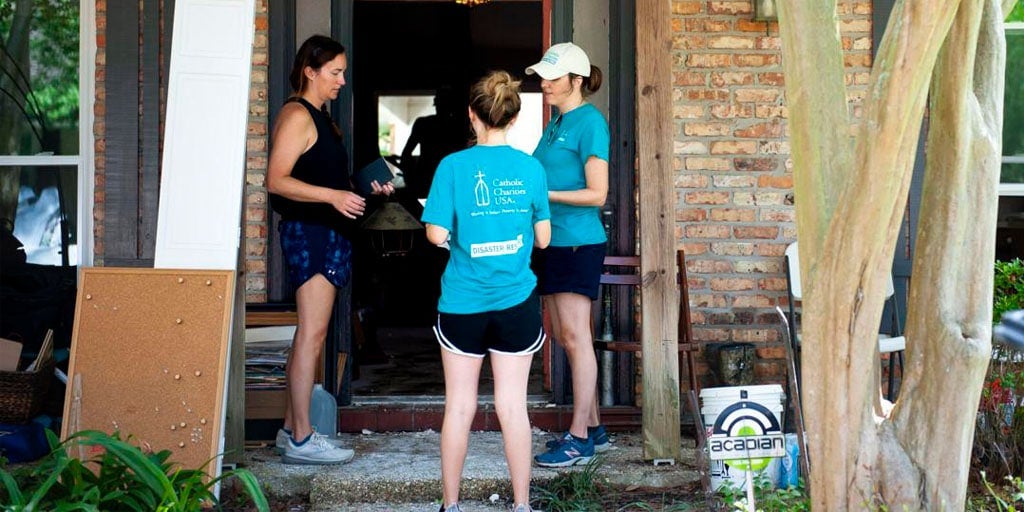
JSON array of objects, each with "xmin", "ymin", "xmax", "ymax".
[{"xmin": 777, "ymin": 0, "xmax": 1016, "ymax": 509}]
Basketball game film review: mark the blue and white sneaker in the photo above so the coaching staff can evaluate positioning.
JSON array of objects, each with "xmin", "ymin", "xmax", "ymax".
[
  {"xmin": 535, "ymin": 433, "xmax": 594, "ymax": 467},
  {"xmin": 545, "ymin": 425, "xmax": 611, "ymax": 453}
]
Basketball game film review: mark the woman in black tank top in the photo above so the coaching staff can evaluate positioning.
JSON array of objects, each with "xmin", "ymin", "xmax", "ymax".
[{"xmin": 266, "ymin": 35, "xmax": 393, "ymax": 465}]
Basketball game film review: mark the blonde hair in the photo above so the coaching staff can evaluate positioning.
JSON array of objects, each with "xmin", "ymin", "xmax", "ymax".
[{"xmin": 469, "ymin": 71, "xmax": 521, "ymax": 129}]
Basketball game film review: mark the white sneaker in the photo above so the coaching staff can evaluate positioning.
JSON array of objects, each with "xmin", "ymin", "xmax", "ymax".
[
  {"xmin": 275, "ymin": 428, "xmax": 347, "ymax": 455},
  {"xmin": 282, "ymin": 432, "xmax": 354, "ymax": 465}
]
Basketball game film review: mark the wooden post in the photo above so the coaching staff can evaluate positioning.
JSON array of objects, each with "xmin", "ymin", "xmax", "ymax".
[{"xmin": 635, "ymin": 0, "xmax": 681, "ymax": 462}]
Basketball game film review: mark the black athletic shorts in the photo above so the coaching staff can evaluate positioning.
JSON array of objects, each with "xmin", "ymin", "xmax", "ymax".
[
  {"xmin": 433, "ymin": 292, "xmax": 545, "ymax": 358},
  {"xmin": 532, "ymin": 242, "xmax": 606, "ymax": 300}
]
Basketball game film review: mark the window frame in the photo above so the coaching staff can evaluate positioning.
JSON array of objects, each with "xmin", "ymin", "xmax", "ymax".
[
  {"xmin": 1000, "ymin": 21, "xmax": 1024, "ymax": 196},
  {"xmin": 0, "ymin": 0, "xmax": 95, "ymax": 266}
]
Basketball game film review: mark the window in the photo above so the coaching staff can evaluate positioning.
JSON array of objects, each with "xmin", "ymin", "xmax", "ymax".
[
  {"xmin": 0, "ymin": 1, "xmax": 93, "ymax": 266},
  {"xmin": 997, "ymin": 5, "xmax": 1024, "ymax": 260}
]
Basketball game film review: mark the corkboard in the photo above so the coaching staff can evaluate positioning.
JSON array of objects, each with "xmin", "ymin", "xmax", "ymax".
[{"xmin": 61, "ymin": 268, "xmax": 235, "ymax": 476}]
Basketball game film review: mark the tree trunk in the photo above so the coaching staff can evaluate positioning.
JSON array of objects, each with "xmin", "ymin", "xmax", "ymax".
[{"xmin": 778, "ymin": 0, "xmax": 1011, "ymax": 508}]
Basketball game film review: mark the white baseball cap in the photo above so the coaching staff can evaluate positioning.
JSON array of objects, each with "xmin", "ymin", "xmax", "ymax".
[{"xmin": 525, "ymin": 42, "xmax": 591, "ymax": 80}]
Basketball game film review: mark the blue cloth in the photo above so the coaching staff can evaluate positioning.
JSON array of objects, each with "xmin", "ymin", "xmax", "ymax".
[
  {"xmin": 422, "ymin": 145, "xmax": 550, "ymax": 314},
  {"xmin": 279, "ymin": 220, "xmax": 352, "ymax": 289},
  {"xmin": 532, "ymin": 103, "xmax": 610, "ymax": 247}
]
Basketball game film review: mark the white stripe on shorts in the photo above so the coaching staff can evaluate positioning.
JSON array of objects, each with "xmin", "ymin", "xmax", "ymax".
[
  {"xmin": 490, "ymin": 327, "xmax": 546, "ymax": 356},
  {"xmin": 433, "ymin": 315, "xmax": 486, "ymax": 358}
]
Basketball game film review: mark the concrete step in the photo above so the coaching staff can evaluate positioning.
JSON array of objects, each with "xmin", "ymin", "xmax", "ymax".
[{"xmin": 242, "ymin": 429, "xmax": 702, "ymax": 510}]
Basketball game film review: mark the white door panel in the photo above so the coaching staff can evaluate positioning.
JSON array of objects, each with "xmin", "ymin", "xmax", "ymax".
[{"xmin": 155, "ymin": 0, "xmax": 255, "ymax": 270}]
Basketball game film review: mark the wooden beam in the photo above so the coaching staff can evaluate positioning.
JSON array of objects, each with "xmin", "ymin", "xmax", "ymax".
[{"xmin": 635, "ymin": 0, "xmax": 681, "ymax": 462}]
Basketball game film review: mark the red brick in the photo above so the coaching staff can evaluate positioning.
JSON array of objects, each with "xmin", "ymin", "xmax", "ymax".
[
  {"xmin": 735, "ymin": 122, "xmax": 784, "ymax": 138},
  {"xmin": 675, "ymin": 104, "xmax": 705, "ymax": 119},
  {"xmin": 735, "ymin": 19, "xmax": 769, "ymax": 32},
  {"xmin": 732, "ymin": 295, "xmax": 775, "ymax": 308},
  {"xmin": 755, "ymin": 346, "xmax": 786, "ymax": 359},
  {"xmin": 677, "ymin": 208, "xmax": 708, "ymax": 222},
  {"xmin": 711, "ymin": 242, "xmax": 755, "ymax": 256},
  {"xmin": 713, "ymin": 175, "xmax": 756, "ymax": 188},
  {"xmin": 733, "ymin": 54, "xmax": 781, "ymax": 67},
  {"xmin": 758, "ymin": 72, "xmax": 785, "ymax": 86},
  {"xmin": 685, "ymin": 225, "xmax": 732, "ymax": 238},
  {"xmin": 685, "ymin": 191, "xmax": 731, "ymax": 205},
  {"xmin": 686, "ymin": 89, "xmax": 732, "ymax": 101},
  {"xmin": 710, "ymin": 71, "xmax": 754, "ymax": 87},
  {"xmin": 672, "ymin": 1, "xmax": 703, "ymax": 14},
  {"xmin": 693, "ymin": 328, "xmax": 731, "ymax": 342},
  {"xmin": 756, "ymin": 243, "xmax": 789, "ymax": 257},
  {"xmin": 844, "ymin": 54, "xmax": 872, "ymax": 68},
  {"xmin": 684, "ymin": 122, "xmax": 731, "ymax": 136},
  {"xmin": 673, "ymin": 35, "xmax": 706, "ymax": 49},
  {"xmin": 675, "ymin": 140, "xmax": 708, "ymax": 154},
  {"xmin": 683, "ymin": 242, "xmax": 710, "ymax": 255},
  {"xmin": 675, "ymin": 174, "xmax": 710, "ymax": 188},
  {"xmin": 710, "ymin": 208, "xmax": 756, "ymax": 222},
  {"xmin": 758, "ymin": 277, "xmax": 790, "ymax": 290},
  {"xmin": 758, "ymin": 175, "xmax": 793, "ymax": 188},
  {"xmin": 710, "ymin": 278, "xmax": 756, "ymax": 291},
  {"xmin": 709, "ymin": 104, "xmax": 754, "ymax": 119},
  {"xmin": 686, "ymin": 157, "xmax": 731, "ymax": 171},
  {"xmin": 760, "ymin": 209, "xmax": 796, "ymax": 222},
  {"xmin": 735, "ymin": 89, "xmax": 781, "ymax": 103},
  {"xmin": 674, "ymin": 71, "xmax": 707, "ymax": 86},
  {"xmin": 734, "ymin": 157, "xmax": 779, "ymax": 172},
  {"xmin": 755, "ymin": 105, "xmax": 788, "ymax": 118},
  {"xmin": 708, "ymin": 35, "xmax": 755, "ymax": 49},
  {"xmin": 686, "ymin": 53, "xmax": 733, "ymax": 68},
  {"xmin": 687, "ymin": 259, "xmax": 734, "ymax": 273},
  {"xmin": 708, "ymin": 1, "xmax": 752, "ymax": 15},
  {"xmin": 710, "ymin": 140, "xmax": 758, "ymax": 155},
  {"xmin": 735, "ymin": 260, "xmax": 782, "ymax": 273},
  {"xmin": 734, "ymin": 226, "xmax": 780, "ymax": 239}
]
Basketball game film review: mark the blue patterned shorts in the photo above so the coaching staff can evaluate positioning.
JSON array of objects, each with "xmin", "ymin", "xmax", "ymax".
[{"xmin": 279, "ymin": 221, "xmax": 353, "ymax": 289}]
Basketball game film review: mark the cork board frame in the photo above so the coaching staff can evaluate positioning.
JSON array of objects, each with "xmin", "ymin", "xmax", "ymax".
[{"xmin": 61, "ymin": 268, "xmax": 235, "ymax": 476}]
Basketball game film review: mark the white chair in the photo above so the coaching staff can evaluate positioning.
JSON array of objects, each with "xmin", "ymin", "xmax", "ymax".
[{"xmin": 783, "ymin": 242, "xmax": 905, "ymax": 400}]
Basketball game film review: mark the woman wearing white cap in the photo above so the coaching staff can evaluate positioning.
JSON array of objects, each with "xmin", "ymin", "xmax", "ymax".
[{"xmin": 526, "ymin": 42, "xmax": 612, "ymax": 468}]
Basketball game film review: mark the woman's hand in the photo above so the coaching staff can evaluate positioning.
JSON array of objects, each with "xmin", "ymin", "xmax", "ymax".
[
  {"xmin": 330, "ymin": 190, "xmax": 367, "ymax": 219},
  {"xmin": 370, "ymin": 180, "xmax": 395, "ymax": 196}
]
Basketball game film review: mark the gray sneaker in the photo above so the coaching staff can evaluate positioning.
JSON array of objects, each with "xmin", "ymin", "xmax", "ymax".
[
  {"xmin": 438, "ymin": 504, "xmax": 463, "ymax": 512},
  {"xmin": 275, "ymin": 428, "xmax": 347, "ymax": 455},
  {"xmin": 282, "ymin": 432, "xmax": 354, "ymax": 465},
  {"xmin": 512, "ymin": 504, "xmax": 533, "ymax": 512}
]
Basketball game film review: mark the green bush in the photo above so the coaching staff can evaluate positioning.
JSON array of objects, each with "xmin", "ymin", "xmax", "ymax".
[
  {"xmin": 0, "ymin": 429, "xmax": 268, "ymax": 512},
  {"xmin": 994, "ymin": 259, "xmax": 1024, "ymax": 323},
  {"xmin": 716, "ymin": 474, "xmax": 809, "ymax": 512}
]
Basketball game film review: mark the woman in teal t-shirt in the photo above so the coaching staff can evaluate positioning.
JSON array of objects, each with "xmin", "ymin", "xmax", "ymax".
[
  {"xmin": 526, "ymin": 42, "xmax": 612, "ymax": 468},
  {"xmin": 422, "ymin": 71, "xmax": 551, "ymax": 512}
]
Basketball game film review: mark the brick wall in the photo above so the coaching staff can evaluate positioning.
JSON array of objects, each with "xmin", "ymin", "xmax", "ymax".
[
  {"xmin": 245, "ymin": 1, "xmax": 270, "ymax": 303},
  {"xmin": 671, "ymin": 0, "xmax": 873, "ymax": 385},
  {"xmin": 93, "ymin": 0, "xmax": 106, "ymax": 266}
]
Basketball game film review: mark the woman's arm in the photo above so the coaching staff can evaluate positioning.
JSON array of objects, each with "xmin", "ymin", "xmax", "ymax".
[
  {"xmin": 426, "ymin": 224, "xmax": 450, "ymax": 246},
  {"xmin": 548, "ymin": 156, "xmax": 608, "ymax": 206},
  {"xmin": 533, "ymin": 220, "xmax": 551, "ymax": 249},
  {"xmin": 266, "ymin": 103, "xmax": 366, "ymax": 218}
]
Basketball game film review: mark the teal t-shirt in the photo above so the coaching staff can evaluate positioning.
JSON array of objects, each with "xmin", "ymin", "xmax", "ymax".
[
  {"xmin": 422, "ymin": 145, "xmax": 551, "ymax": 314},
  {"xmin": 532, "ymin": 103, "xmax": 610, "ymax": 247}
]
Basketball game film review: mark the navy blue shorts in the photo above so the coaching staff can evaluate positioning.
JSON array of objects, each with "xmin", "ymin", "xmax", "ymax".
[
  {"xmin": 434, "ymin": 292, "xmax": 545, "ymax": 358},
  {"xmin": 279, "ymin": 220, "xmax": 352, "ymax": 289},
  {"xmin": 532, "ymin": 242, "xmax": 606, "ymax": 300}
]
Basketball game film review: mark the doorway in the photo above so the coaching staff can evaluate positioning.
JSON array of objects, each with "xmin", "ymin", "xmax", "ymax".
[{"xmin": 267, "ymin": 0, "xmax": 636, "ymax": 405}]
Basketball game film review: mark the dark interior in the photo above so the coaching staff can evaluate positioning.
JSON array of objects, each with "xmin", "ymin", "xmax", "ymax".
[{"xmin": 348, "ymin": 1, "xmax": 545, "ymax": 396}]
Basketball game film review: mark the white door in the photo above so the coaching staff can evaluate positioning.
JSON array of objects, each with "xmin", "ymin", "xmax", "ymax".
[{"xmin": 154, "ymin": 0, "xmax": 256, "ymax": 270}]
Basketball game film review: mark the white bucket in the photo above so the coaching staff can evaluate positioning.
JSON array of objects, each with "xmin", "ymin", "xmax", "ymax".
[{"xmin": 700, "ymin": 385, "xmax": 786, "ymax": 491}]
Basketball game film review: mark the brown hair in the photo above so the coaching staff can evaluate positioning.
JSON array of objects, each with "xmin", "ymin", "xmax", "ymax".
[
  {"xmin": 469, "ymin": 71, "xmax": 522, "ymax": 129},
  {"xmin": 570, "ymin": 65, "xmax": 603, "ymax": 97},
  {"xmin": 289, "ymin": 35, "xmax": 346, "ymax": 94}
]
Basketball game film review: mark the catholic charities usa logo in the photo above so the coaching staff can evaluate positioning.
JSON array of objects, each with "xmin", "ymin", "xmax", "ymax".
[{"xmin": 707, "ymin": 400, "xmax": 785, "ymax": 471}]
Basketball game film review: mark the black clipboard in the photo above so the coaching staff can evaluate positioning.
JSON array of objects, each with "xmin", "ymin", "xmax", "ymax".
[{"xmin": 353, "ymin": 157, "xmax": 396, "ymax": 196}]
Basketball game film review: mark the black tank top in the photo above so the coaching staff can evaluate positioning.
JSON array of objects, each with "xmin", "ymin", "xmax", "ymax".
[{"xmin": 269, "ymin": 97, "xmax": 353, "ymax": 233}]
